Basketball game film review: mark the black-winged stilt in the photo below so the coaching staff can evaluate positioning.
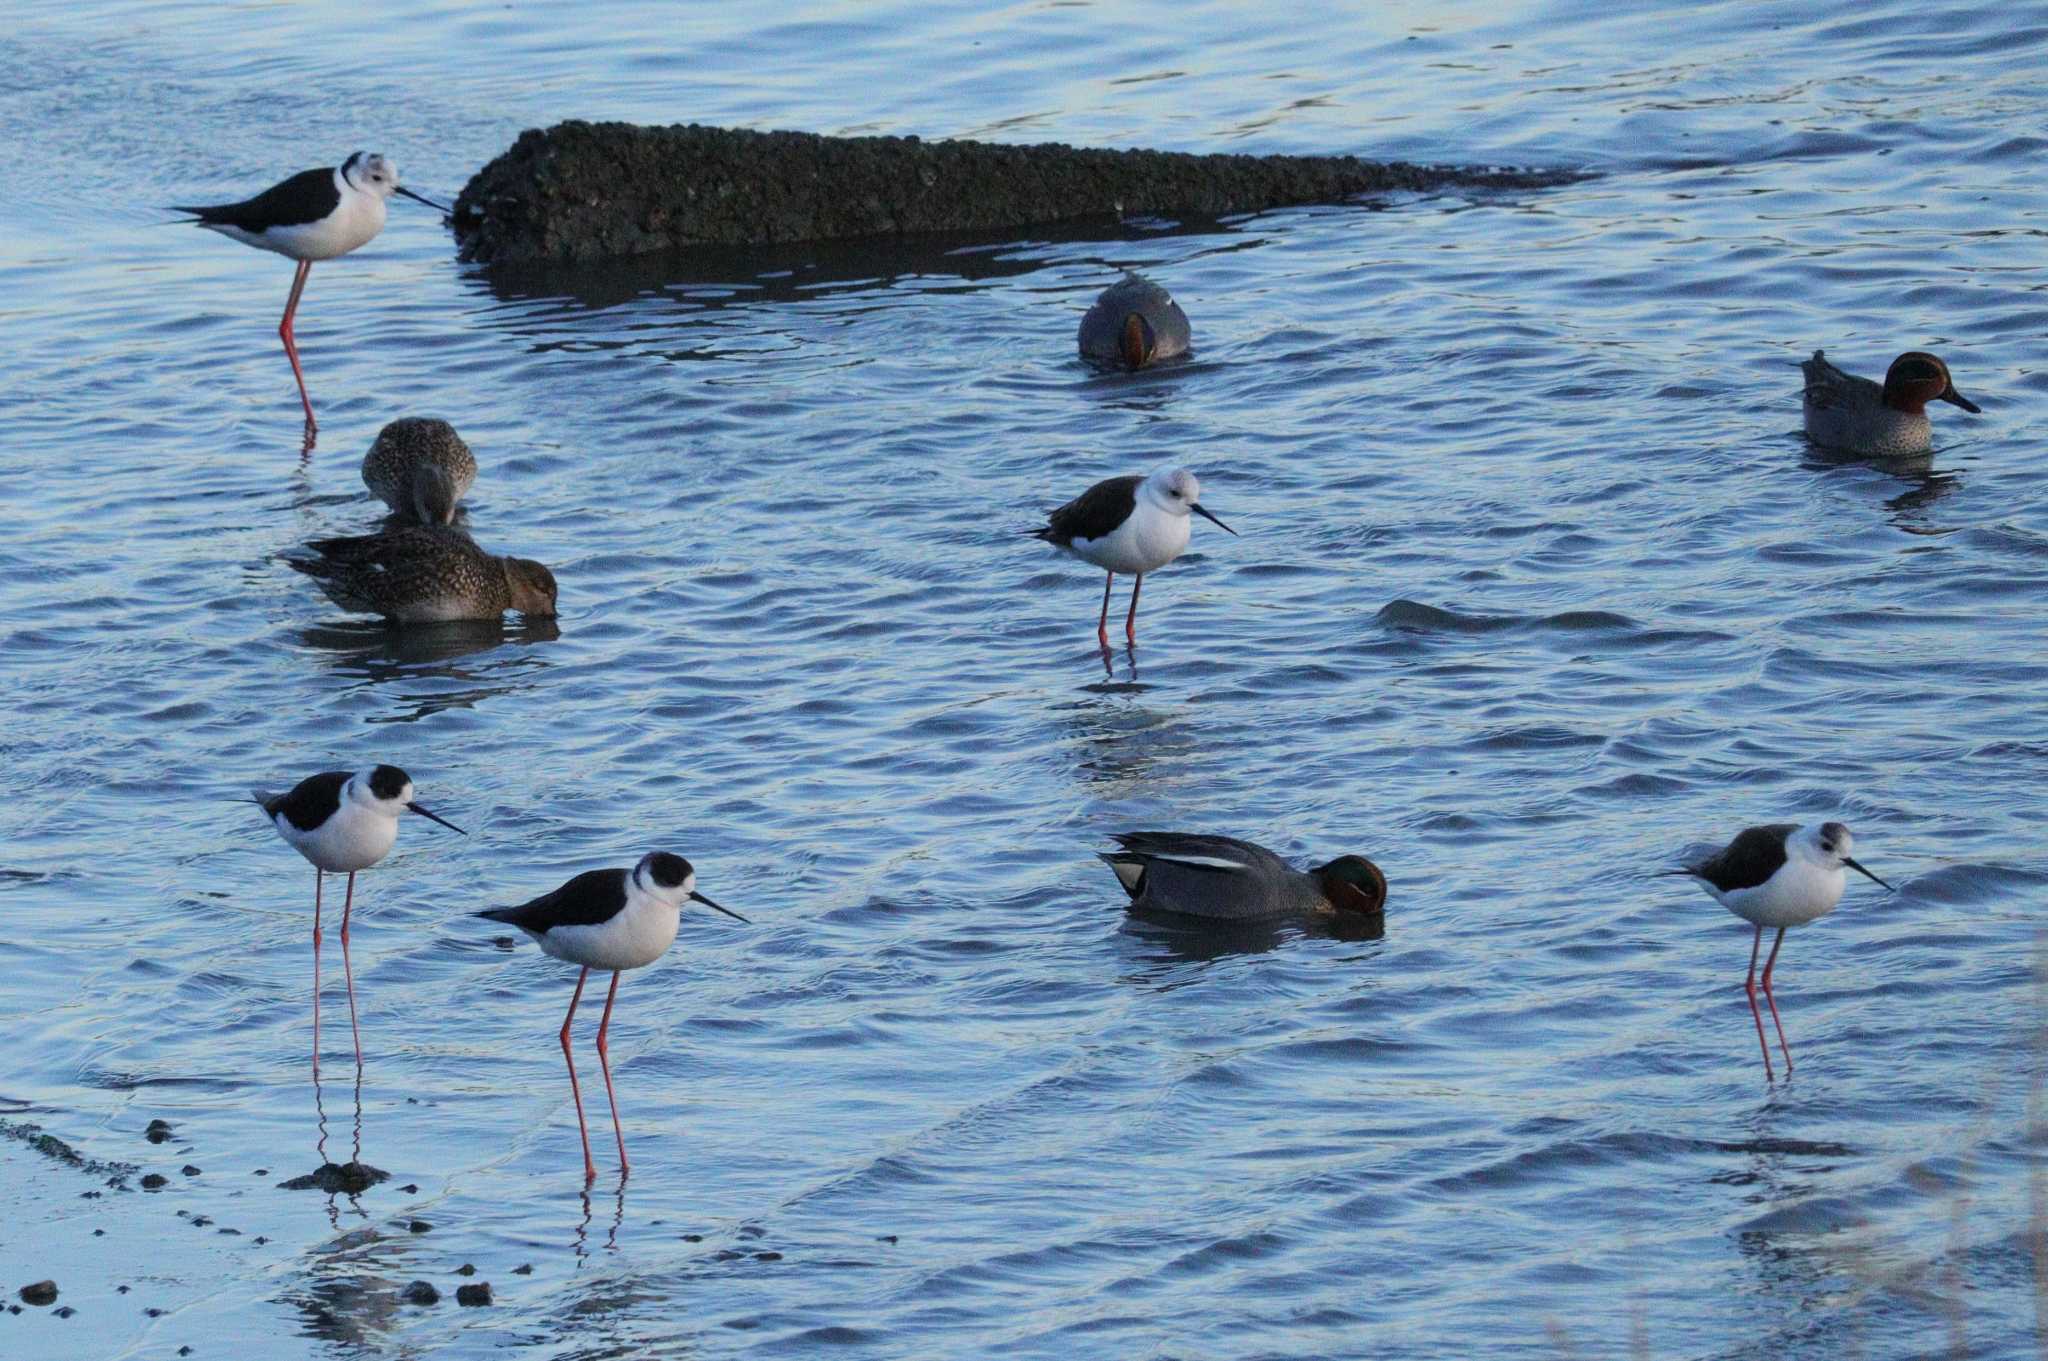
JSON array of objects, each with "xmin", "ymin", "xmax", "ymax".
[
  {"xmin": 1662, "ymin": 820, "xmax": 1895, "ymax": 1080},
  {"xmin": 475, "ymin": 852, "xmax": 747, "ymax": 1182},
  {"xmin": 253, "ymin": 765, "xmax": 465, "ymax": 1070},
  {"xmin": 1030, "ymin": 466, "xmax": 1235, "ymax": 648},
  {"xmin": 173, "ymin": 153, "xmax": 449, "ymax": 445}
]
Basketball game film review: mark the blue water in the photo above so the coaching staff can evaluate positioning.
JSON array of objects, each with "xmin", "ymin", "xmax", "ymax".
[{"xmin": 3, "ymin": 2, "xmax": 2046, "ymax": 1357}]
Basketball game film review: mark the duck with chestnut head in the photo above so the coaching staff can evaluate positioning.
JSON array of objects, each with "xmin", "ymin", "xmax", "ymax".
[
  {"xmin": 1099, "ymin": 832, "xmax": 1387, "ymax": 924},
  {"xmin": 1801, "ymin": 349, "xmax": 1979, "ymax": 457},
  {"xmin": 1078, "ymin": 274, "xmax": 1191, "ymax": 371}
]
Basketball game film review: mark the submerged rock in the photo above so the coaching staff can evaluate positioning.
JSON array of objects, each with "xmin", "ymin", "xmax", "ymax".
[
  {"xmin": 401, "ymin": 1281, "xmax": 440, "ymax": 1306},
  {"xmin": 455, "ymin": 1282, "xmax": 493, "ymax": 1307},
  {"xmin": 453, "ymin": 119, "xmax": 1582, "ymax": 265},
  {"xmin": 278, "ymin": 1162, "xmax": 389, "ymax": 1194}
]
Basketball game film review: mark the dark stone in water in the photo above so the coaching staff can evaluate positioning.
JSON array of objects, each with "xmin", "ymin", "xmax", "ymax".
[
  {"xmin": 455, "ymin": 1283, "xmax": 492, "ymax": 1307},
  {"xmin": 455, "ymin": 1263, "xmax": 476, "ymax": 1276},
  {"xmin": 144, "ymin": 1119, "xmax": 174, "ymax": 1144},
  {"xmin": 452, "ymin": 119, "xmax": 1585, "ymax": 265},
  {"xmin": 278, "ymin": 1162, "xmax": 388, "ymax": 1194},
  {"xmin": 53, "ymin": 1305, "xmax": 74, "ymax": 1319},
  {"xmin": 140, "ymin": 1174, "xmax": 167, "ymax": 1189},
  {"xmin": 511, "ymin": 1264, "xmax": 532, "ymax": 1275},
  {"xmin": 19, "ymin": 1280, "xmax": 58, "ymax": 1306},
  {"xmin": 407, "ymin": 1219, "xmax": 431, "ymax": 1233},
  {"xmin": 180, "ymin": 1165, "xmax": 201, "ymax": 1177},
  {"xmin": 401, "ymin": 1281, "xmax": 440, "ymax": 1306},
  {"xmin": 754, "ymin": 1251, "xmax": 782, "ymax": 1262}
]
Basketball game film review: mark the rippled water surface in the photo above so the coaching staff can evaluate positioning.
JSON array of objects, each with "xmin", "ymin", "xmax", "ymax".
[{"xmin": 4, "ymin": 2, "xmax": 2047, "ymax": 1357}]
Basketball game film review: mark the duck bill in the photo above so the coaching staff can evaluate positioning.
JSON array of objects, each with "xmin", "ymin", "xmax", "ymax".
[
  {"xmin": 1190, "ymin": 503, "xmax": 1237, "ymax": 536},
  {"xmin": 690, "ymin": 889, "xmax": 750, "ymax": 923},
  {"xmin": 1843, "ymin": 856, "xmax": 1894, "ymax": 892},
  {"xmin": 1939, "ymin": 385, "xmax": 1980, "ymax": 414},
  {"xmin": 406, "ymin": 801, "xmax": 467, "ymax": 835},
  {"xmin": 396, "ymin": 185, "xmax": 453, "ymax": 214}
]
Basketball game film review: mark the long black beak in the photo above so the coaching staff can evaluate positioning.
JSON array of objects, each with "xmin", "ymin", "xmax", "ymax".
[
  {"xmin": 1190, "ymin": 503, "xmax": 1237, "ymax": 536},
  {"xmin": 396, "ymin": 185, "xmax": 453, "ymax": 215},
  {"xmin": 406, "ymin": 801, "xmax": 467, "ymax": 835},
  {"xmin": 1844, "ymin": 856, "xmax": 1894, "ymax": 892},
  {"xmin": 691, "ymin": 889, "xmax": 750, "ymax": 923},
  {"xmin": 1940, "ymin": 385, "xmax": 1981, "ymax": 414}
]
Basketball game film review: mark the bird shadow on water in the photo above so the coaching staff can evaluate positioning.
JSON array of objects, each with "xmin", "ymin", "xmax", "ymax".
[
  {"xmin": 295, "ymin": 618, "xmax": 561, "ymax": 720},
  {"xmin": 1115, "ymin": 908, "xmax": 1387, "ymax": 977},
  {"xmin": 1795, "ymin": 438, "xmax": 1965, "ymax": 531}
]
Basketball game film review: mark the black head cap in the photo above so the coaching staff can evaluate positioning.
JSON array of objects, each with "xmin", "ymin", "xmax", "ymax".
[
  {"xmin": 644, "ymin": 852, "xmax": 694, "ymax": 889},
  {"xmin": 367, "ymin": 764, "xmax": 411, "ymax": 800},
  {"xmin": 1818, "ymin": 820, "xmax": 1850, "ymax": 852}
]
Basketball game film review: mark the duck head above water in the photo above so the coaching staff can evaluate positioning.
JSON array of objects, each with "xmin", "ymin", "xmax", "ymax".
[
  {"xmin": 1882, "ymin": 352, "xmax": 1979, "ymax": 415},
  {"xmin": 1312, "ymin": 855, "xmax": 1388, "ymax": 918},
  {"xmin": 505, "ymin": 558, "xmax": 559, "ymax": 617}
]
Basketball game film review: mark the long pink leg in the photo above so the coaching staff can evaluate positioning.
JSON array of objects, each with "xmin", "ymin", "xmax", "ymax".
[
  {"xmin": 594, "ymin": 971, "xmax": 629, "ymax": 1177},
  {"xmin": 338, "ymin": 873, "xmax": 362, "ymax": 1068},
  {"xmin": 1125, "ymin": 574, "xmax": 1144, "ymax": 644},
  {"xmin": 1758, "ymin": 927, "xmax": 1792, "ymax": 1075},
  {"xmin": 311, "ymin": 870, "xmax": 323, "ymax": 1078},
  {"xmin": 279, "ymin": 260, "xmax": 317, "ymax": 437},
  {"xmin": 559, "ymin": 968, "xmax": 596, "ymax": 1181},
  {"xmin": 1096, "ymin": 572, "xmax": 1114, "ymax": 649},
  {"xmin": 1742, "ymin": 925, "xmax": 1775, "ymax": 1081}
]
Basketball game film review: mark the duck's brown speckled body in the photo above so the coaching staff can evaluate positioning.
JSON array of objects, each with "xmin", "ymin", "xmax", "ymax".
[
  {"xmin": 361, "ymin": 418, "xmax": 477, "ymax": 524},
  {"xmin": 288, "ymin": 525, "xmax": 556, "ymax": 623}
]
